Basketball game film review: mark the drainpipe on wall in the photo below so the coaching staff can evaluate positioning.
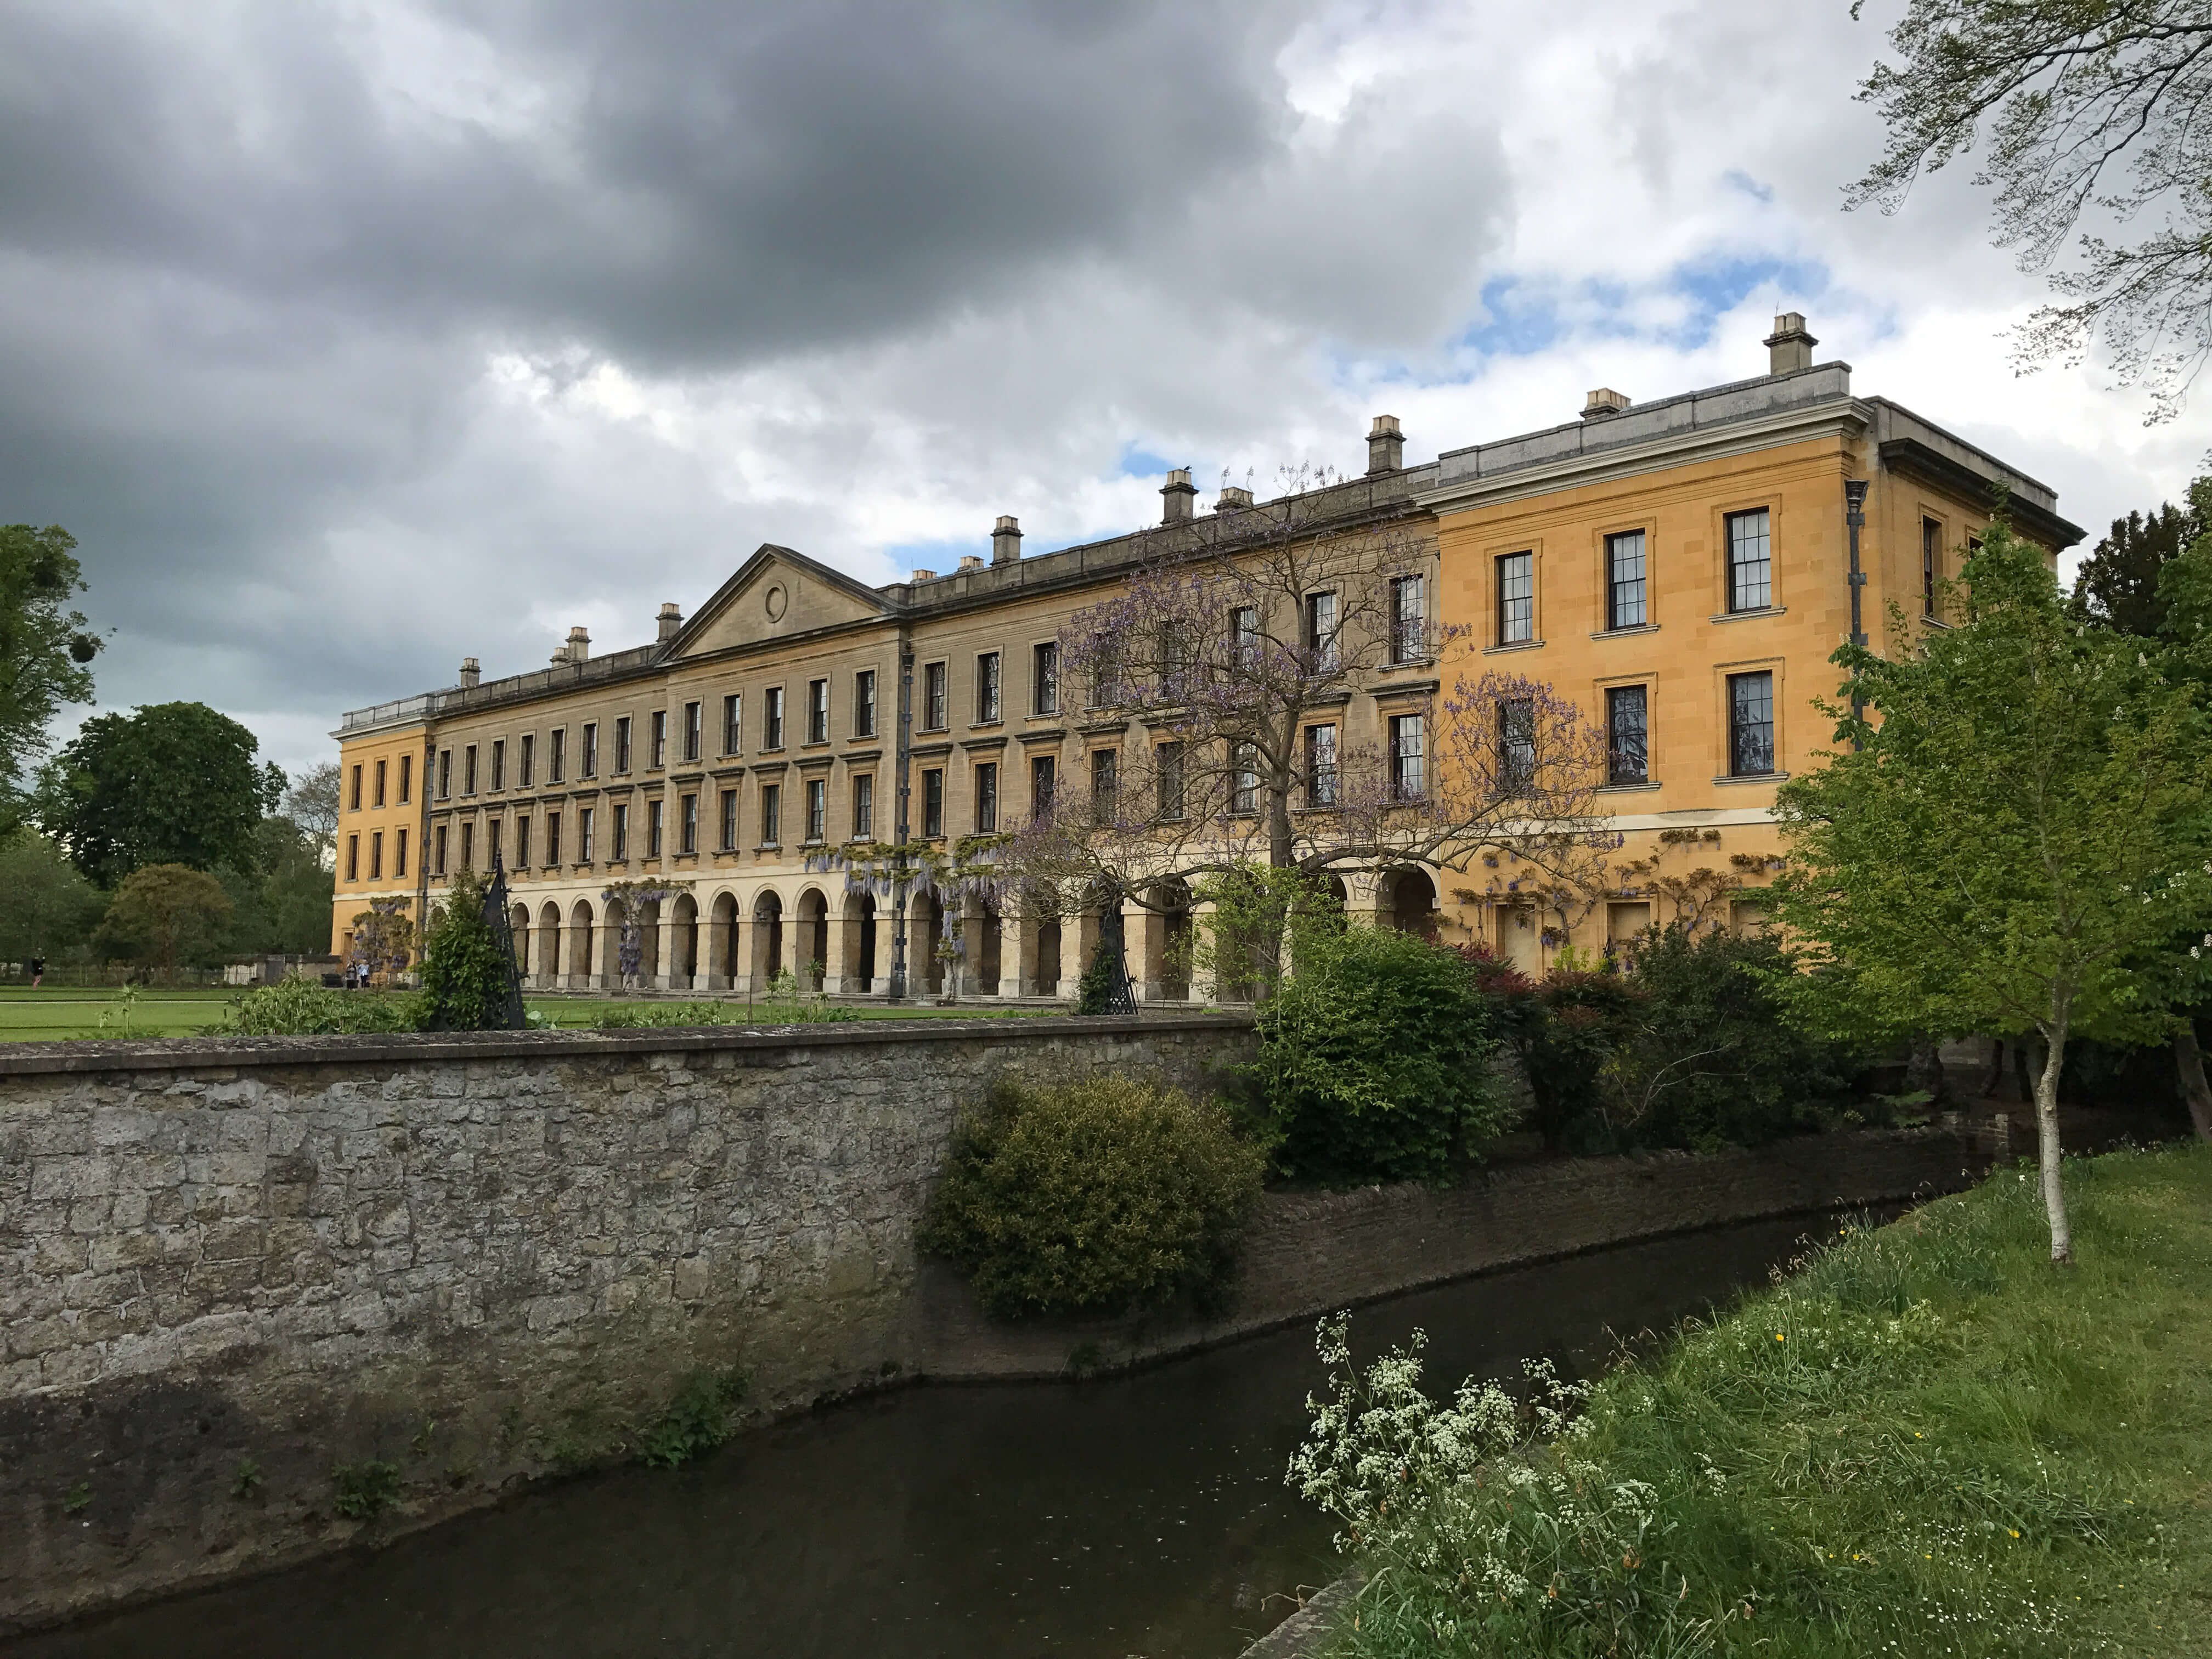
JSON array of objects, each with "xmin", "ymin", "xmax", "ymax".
[
  {"xmin": 415, "ymin": 726, "xmax": 434, "ymax": 981},
  {"xmin": 888, "ymin": 630, "xmax": 915, "ymax": 1002},
  {"xmin": 1844, "ymin": 477, "xmax": 1870, "ymax": 748}
]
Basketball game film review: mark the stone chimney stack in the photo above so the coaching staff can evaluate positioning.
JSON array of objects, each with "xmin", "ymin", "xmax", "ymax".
[
  {"xmin": 1160, "ymin": 466, "xmax": 1198, "ymax": 526},
  {"xmin": 1367, "ymin": 414, "xmax": 1404, "ymax": 475},
  {"xmin": 991, "ymin": 514, "xmax": 1023, "ymax": 565},
  {"xmin": 566, "ymin": 625, "xmax": 590, "ymax": 663},
  {"xmin": 957, "ymin": 554, "xmax": 985, "ymax": 573},
  {"xmin": 1764, "ymin": 312, "xmax": 1817, "ymax": 375},
  {"xmin": 458, "ymin": 657, "xmax": 481, "ymax": 689},
  {"xmin": 1582, "ymin": 388, "xmax": 1632, "ymax": 420},
  {"xmin": 657, "ymin": 602, "xmax": 682, "ymax": 642},
  {"xmin": 1216, "ymin": 484, "xmax": 1254, "ymax": 513}
]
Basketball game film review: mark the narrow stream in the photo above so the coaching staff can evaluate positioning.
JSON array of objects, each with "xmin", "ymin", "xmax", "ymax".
[{"xmin": 14, "ymin": 1214, "xmax": 1833, "ymax": 1659}]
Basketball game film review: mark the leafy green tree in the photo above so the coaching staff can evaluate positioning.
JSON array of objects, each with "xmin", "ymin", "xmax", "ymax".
[
  {"xmin": 419, "ymin": 868, "xmax": 523, "ymax": 1029},
  {"xmin": 2070, "ymin": 500, "xmax": 2199, "ymax": 638},
  {"xmin": 0, "ymin": 524, "xmax": 101, "ymax": 833},
  {"xmin": 219, "ymin": 816, "xmax": 337, "ymax": 956},
  {"xmin": 1850, "ymin": 2, "xmax": 2212, "ymax": 417},
  {"xmin": 0, "ymin": 827, "xmax": 106, "ymax": 963},
  {"xmin": 1772, "ymin": 523, "xmax": 2212, "ymax": 1262},
  {"xmin": 41, "ymin": 702, "xmax": 283, "ymax": 887},
  {"xmin": 92, "ymin": 863, "xmax": 235, "ymax": 982}
]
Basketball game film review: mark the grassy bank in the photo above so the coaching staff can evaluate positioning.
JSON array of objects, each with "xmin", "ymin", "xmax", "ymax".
[
  {"xmin": 0, "ymin": 988, "xmax": 1054, "ymax": 1042},
  {"xmin": 1317, "ymin": 1142, "xmax": 2212, "ymax": 1657}
]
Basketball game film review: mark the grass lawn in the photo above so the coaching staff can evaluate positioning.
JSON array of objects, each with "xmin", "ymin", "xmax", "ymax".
[
  {"xmin": 1319, "ymin": 1141, "xmax": 2212, "ymax": 1657},
  {"xmin": 0, "ymin": 986, "xmax": 1059, "ymax": 1041}
]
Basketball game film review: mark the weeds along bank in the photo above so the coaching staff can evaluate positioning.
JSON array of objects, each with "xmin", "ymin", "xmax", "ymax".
[
  {"xmin": 0, "ymin": 1008, "xmax": 1994, "ymax": 1632},
  {"xmin": 1297, "ymin": 1142, "xmax": 2212, "ymax": 1659}
]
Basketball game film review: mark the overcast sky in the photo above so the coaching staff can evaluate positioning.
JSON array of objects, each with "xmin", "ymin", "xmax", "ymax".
[{"xmin": 4, "ymin": 0, "xmax": 2206, "ymax": 781}]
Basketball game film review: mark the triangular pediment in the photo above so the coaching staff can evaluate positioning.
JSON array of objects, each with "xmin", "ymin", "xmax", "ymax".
[{"xmin": 666, "ymin": 544, "xmax": 896, "ymax": 659}]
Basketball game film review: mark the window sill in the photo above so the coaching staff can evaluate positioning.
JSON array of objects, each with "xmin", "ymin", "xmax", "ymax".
[
  {"xmin": 1592, "ymin": 623, "xmax": 1660, "ymax": 639},
  {"xmin": 1712, "ymin": 771, "xmax": 1790, "ymax": 785},
  {"xmin": 754, "ymin": 842, "xmax": 781, "ymax": 853},
  {"xmin": 1597, "ymin": 781, "xmax": 1662, "ymax": 793},
  {"xmin": 1483, "ymin": 639, "xmax": 1545, "ymax": 654},
  {"xmin": 1710, "ymin": 606, "xmax": 1786, "ymax": 624},
  {"xmin": 969, "ymin": 719, "xmax": 1004, "ymax": 732}
]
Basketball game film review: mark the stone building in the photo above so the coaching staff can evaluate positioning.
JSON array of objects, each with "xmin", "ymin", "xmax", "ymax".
[{"xmin": 330, "ymin": 314, "xmax": 2081, "ymax": 996}]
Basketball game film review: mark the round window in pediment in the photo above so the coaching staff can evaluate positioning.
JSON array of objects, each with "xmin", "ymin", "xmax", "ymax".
[{"xmin": 764, "ymin": 583, "xmax": 788, "ymax": 622}]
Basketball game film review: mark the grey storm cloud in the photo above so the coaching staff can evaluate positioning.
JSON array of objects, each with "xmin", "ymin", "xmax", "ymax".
[
  {"xmin": 2, "ymin": 1, "xmax": 1295, "ymax": 359},
  {"xmin": 0, "ymin": 0, "xmax": 1373, "ymax": 771},
  {"xmin": 5, "ymin": 0, "xmax": 2177, "ymax": 783}
]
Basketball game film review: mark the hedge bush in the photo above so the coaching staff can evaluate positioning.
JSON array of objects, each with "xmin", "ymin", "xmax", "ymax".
[
  {"xmin": 420, "ymin": 869, "xmax": 521, "ymax": 1030},
  {"xmin": 1253, "ymin": 924, "xmax": 1513, "ymax": 1183},
  {"xmin": 223, "ymin": 975, "xmax": 424, "ymax": 1036},
  {"xmin": 1472, "ymin": 925, "xmax": 1865, "ymax": 1153},
  {"xmin": 919, "ymin": 1074, "xmax": 1266, "ymax": 1318},
  {"xmin": 1609, "ymin": 923, "xmax": 1860, "ymax": 1150}
]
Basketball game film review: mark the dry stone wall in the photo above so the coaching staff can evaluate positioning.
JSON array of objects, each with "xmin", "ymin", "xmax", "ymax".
[
  {"xmin": 0, "ymin": 1016, "xmax": 1250, "ymax": 1631},
  {"xmin": 0, "ymin": 1017, "xmax": 2000, "ymax": 1633}
]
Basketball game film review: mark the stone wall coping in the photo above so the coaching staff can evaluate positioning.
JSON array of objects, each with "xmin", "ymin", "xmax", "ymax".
[{"xmin": 0, "ymin": 1009, "xmax": 1255, "ymax": 1079}]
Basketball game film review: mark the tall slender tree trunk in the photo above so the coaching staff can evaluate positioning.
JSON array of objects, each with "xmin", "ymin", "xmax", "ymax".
[
  {"xmin": 2035, "ymin": 1007, "xmax": 2072, "ymax": 1265},
  {"xmin": 2176, "ymin": 1023, "xmax": 2212, "ymax": 1142}
]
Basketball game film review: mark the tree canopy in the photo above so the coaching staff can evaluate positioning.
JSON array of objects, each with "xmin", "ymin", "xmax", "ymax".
[
  {"xmin": 0, "ymin": 827, "xmax": 105, "ymax": 963},
  {"xmin": 2071, "ymin": 498, "xmax": 2200, "ymax": 637},
  {"xmin": 0, "ymin": 523, "xmax": 101, "ymax": 833},
  {"xmin": 92, "ymin": 863, "xmax": 235, "ymax": 982},
  {"xmin": 1772, "ymin": 521, "xmax": 2212, "ymax": 1261},
  {"xmin": 1852, "ymin": 1, "xmax": 2212, "ymax": 417},
  {"xmin": 40, "ymin": 701, "xmax": 283, "ymax": 888}
]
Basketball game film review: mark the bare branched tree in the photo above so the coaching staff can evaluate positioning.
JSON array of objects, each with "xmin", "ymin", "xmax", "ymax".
[
  {"xmin": 1849, "ymin": 0, "xmax": 2212, "ymax": 419},
  {"xmin": 283, "ymin": 760, "xmax": 343, "ymax": 867},
  {"xmin": 997, "ymin": 467, "xmax": 1609, "ymax": 928}
]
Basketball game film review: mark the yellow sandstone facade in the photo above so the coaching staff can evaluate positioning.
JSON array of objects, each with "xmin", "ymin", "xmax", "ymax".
[
  {"xmin": 329, "ymin": 314, "xmax": 2079, "ymax": 997},
  {"xmin": 1422, "ymin": 316, "xmax": 2077, "ymax": 969}
]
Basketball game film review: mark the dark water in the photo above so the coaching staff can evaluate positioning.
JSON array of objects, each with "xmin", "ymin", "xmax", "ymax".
[{"xmin": 14, "ymin": 1214, "xmax": 1832, "ymax": 1659}]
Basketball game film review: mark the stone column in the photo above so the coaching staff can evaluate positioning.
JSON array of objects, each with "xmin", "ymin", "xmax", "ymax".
[
  {"xmin": 819, "ymin": 899, "xmax": 848, "ymax": 998},
  {"xmin": 1062, "ymin": 907, "xmax": 1098, "ymax": 1002},
  {"xmin": 1187, "ymin": 900, "xmax": 1219, "ymax": 1004},
  {"xmin": 646, "ymin": 916, "xmax": 672, "ymax": 995},
  {"xmin": 1123, "ymin": 899, "xmax": 1161, "ymax": 1003},
  {"xmin": 702, "ymin": 904, "xmax": 729, "ymax": 991},
  {"xmin": 1009, "ymin": 902, "xmax": 1040, "ymax": 1000}
]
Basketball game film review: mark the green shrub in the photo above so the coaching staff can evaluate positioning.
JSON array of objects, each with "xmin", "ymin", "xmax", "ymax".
[
  {"xmin": 596, "ymin": 973, "xmax": 856, "ymax": 1028},
  {"xmin": 1254, "ymin": 925, "xmax": 1512, "ymax": 1183},
  {"xmin": 920, "ymin": 1074, "xmax": 1266, "ymax": 1318},
  {"xmin": 420, "ymin": 869, "xmax": 522, "ymax": 1030},
  {"xmin": 1074, "ymin": 938, "xmax": 1120, "ymax": 1014},
  {"xmin": 1610, "ymin": 924, "xmax": 1861, "ymax": 1150},
  {"xmin": 330, "ymin": 1459, "xmax": 402, "ymax": 1521},
  {"xmin": 223, "ymin": 975, "xmax": 424, "ymax": 1036},
  {"xmin": 1518, "ymin": 969, "xmax": 1651, "ymax": 1153},
  {"xmin": 636, "ymin": 1369, "xmax": 749, "ymax": 1469}
]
